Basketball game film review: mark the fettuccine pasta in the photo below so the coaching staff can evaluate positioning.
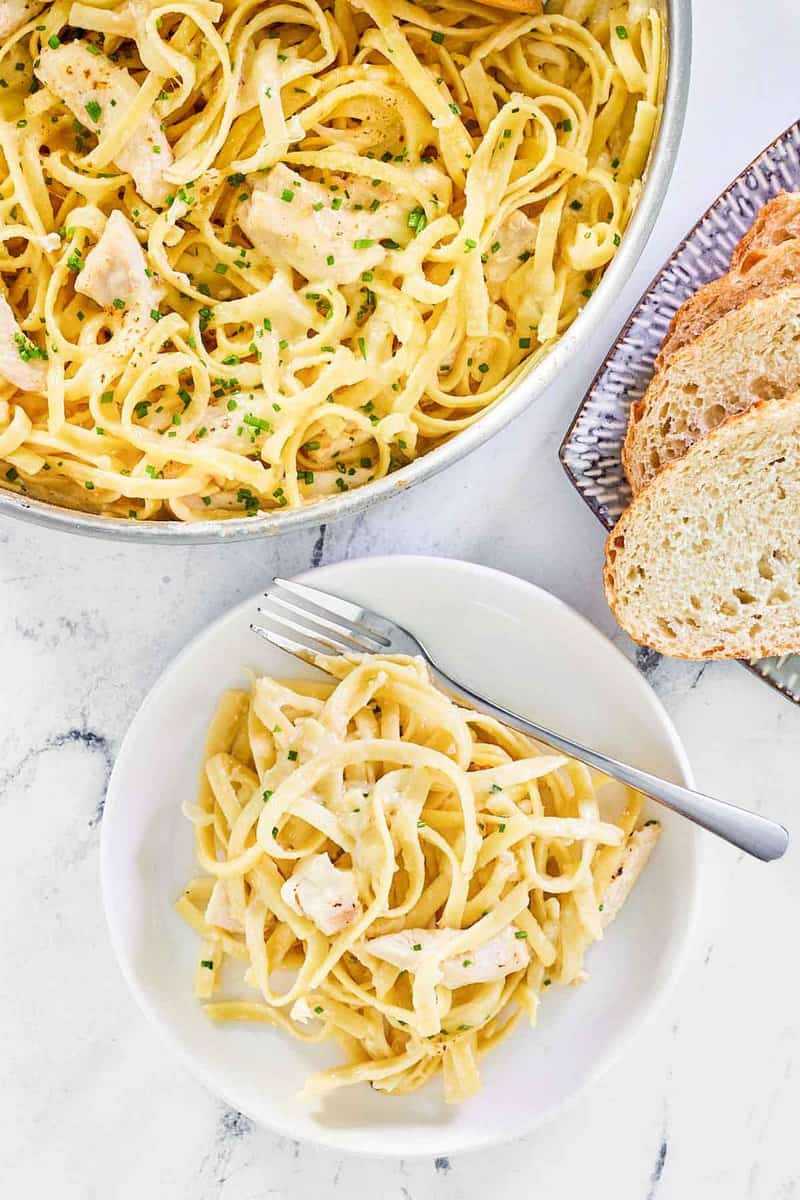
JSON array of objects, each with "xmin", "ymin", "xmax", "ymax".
[
  {"xmin": 178, "ymin": 654, "xmax": 661, "ymax": 1102},
  {"xmin": 0, "ymin": 0, "xmax": 663, "ymax": 521}
]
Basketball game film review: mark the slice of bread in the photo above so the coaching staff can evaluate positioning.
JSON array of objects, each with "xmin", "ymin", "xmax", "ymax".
[
  {"xmin": 623, "ymin": 284, "xmax": 800, "ymax": 494},
  {"xmin": 730, "ymin": 190, "xmax": 800, "ymax": 272},
  {"xmin": 605, "ymin": 392, "xmax": 800, "ymax": 660},
  {"xmin": 655, "ymin": 237, "xmax": 800, "ymax": 369}
]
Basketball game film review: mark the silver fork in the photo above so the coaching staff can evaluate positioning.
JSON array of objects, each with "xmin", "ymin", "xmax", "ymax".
[{"xmin": 252, "ymin": 577, "xmax": 789, "ymax": 863}]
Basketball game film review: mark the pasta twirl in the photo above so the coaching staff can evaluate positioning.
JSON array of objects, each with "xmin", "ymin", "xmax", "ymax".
[
  {"xmin": 0, "ymin": 0, "xmax": 662, "ymax": 520},
  {"xmin": 177, "ymin": 655, "xmax": 661, "ymax": 1102}
]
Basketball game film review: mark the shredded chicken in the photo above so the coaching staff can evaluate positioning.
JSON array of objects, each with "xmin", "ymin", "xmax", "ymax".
[
  {"xmin": 239, "ymin": 164, "xmax": 409, "ymax": 285},
  {"xmin": 600, "ymin": 823, "xmax": 661, "ymax": 929},
  {"xmin": 204, "ymin": 880, "xmax": 243, "ymax": 934},
  {"xmin": 281, "ymin": 852, "xmax": 362, "ymax": 936},
  {"xmin": 35, "ymin": 41, "xmax": 173, "ymax": 206},
  {"xmin": 365, "ymin": 924, "xmax": 530, "ymax": 988},
  {"xmin": 0, "ymin": 295, "xmax": 46, "ymax": 392},
  {"xmin": 0, "ymin": 0, "xmax": 44, "ymax": 38},
  {"xmin": 486, "ymin": 209, "xmax": 538, "ymax": 298}
]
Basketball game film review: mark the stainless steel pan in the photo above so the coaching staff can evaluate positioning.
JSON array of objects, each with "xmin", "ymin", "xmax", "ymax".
[{"xmin": 0, "ymin": 0, "xmax": 690, "ymax": 544}]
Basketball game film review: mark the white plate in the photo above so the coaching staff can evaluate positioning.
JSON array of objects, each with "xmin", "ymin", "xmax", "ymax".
[{"xmin": 102, "ymin": 556, "xmax": 700, "ymax": 1158}]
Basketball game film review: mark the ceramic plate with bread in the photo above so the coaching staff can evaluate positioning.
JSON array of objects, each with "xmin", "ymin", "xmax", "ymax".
[
  {"xmin": 559, "ymin": 116, "xmax": 800, "ymax": 700},
  {"xmin": 603, "ymin": 189, "xmax": 800, "ymax": 662}
]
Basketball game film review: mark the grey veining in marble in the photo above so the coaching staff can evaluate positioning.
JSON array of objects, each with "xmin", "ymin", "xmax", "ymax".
[{"xmin": 2, "ymin": 3, "xmax": 800, "ymax": 1197}]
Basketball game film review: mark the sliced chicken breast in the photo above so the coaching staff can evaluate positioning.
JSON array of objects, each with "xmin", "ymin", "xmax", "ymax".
[
  {"xmin": 35, "ymin": 42, "xmax": 172, "ymax": 207},
  {"xmin": 0, "ymin": 0, "xmax": 44, "ymax": 38},
  {"xmin": 0, "ymin": 295, "xmax": 46, "ymax": 392},
  {"xmin": 281, "ymin": 852, "xmax": 362, "ymax": 936},
  {"xmin": 365, "ymin": 924, "xmax": 530, "ymax": 988},
  {"xmin": 75, "ymin": 208, "xmax": 160, "ymax": 310},
  {"xmin": 600, "ymin": 823, "xmax": 660, "ymax": 929},
  {"xmin": 486, "ymin": 209, "xmax": 538, "ymax": 298},
  {"xmin": 204, "ymin": 880, "xmax": 243, "ymax": 934},
  {"xmin": 239, "ymin": 164, "xmax": 408, "ymax": 285}
]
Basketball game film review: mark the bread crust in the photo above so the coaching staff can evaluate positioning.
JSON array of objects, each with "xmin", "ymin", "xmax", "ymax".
[
  {"xmin": 622, "ymin": 282, "xmax": 800, "ymax": 494},
  {"xmin": 730, "ymin": 190, "xmax": 800, "ymax": 272},
  {"xmin": 654, "ymin": 238, "xmax": 800, "ymax": 371},
  {"xmin": 606, "ymin": 393, "xmax": 800, "ymax": 660}
]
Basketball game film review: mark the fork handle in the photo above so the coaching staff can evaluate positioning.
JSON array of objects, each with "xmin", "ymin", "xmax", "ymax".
[{"xmin": 429, "ymin": 665, "xmax": 789, "ymax": 862}]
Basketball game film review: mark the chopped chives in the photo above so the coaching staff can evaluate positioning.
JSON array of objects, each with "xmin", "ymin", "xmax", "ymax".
[{"xmin": 243, "ymin": 413, "xmax": 272, "ymax": 432}]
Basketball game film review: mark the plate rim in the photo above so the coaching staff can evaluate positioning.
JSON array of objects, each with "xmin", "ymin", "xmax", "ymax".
[{"xmin": 100, "ymin": 554, "xmax": 702, "ymax": 1158}]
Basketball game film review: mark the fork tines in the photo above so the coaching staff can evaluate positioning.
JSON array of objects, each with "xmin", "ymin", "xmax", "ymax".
[{"xmin": 251, "ymin": 576, "xmax": 391, "ymax": 661}]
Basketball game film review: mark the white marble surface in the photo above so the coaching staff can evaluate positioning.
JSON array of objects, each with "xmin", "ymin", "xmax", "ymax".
[{"xmin": 2, "ymin": 3, "xmax": 800, "ymax": 1196}]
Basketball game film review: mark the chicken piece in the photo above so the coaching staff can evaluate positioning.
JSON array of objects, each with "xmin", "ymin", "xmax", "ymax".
[
  {"xmin": 0, "ymin": 0, "xmax": 44, "ymax": 38},
  {"xmin": 34, "ymin": 232, "xmax": 61, "ymax": 253},
  {"xmin": 75, "ymin": 209, "xmax": 161, "ymax": 310},
  {"xmin": 412, "ymin": 162, "xmax": 453, "ymax": 212},
  {"xmin": 600, "ymin": 823, "xmax": 660, "ymax": 929},
  {"xmin": 204, "ymin": 880, "xmax": 243, "ymax": 934},
  {"xmin": 365, "ymin": 924, "xmax": 530, "ymax": 988},
  {"xmin": 35, "ymin": 42, "xmax": 172, "ymax": 207},
  {"xmin": 239, "ymin": 164, "xmax": 408, "ymax": 285},
  {"xmin": 485, "ymin": 209, "xmax": 538, "ymax": 298},
  {"xmin": 280, "ymin": 853, "xmax": 362, "ymax": 936},
  {"xmin": 0, "ymin": 295, "xmax": 46, "ymax": 393}
]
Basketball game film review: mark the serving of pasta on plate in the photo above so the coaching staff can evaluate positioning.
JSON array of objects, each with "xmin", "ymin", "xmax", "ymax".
[
  {"xmin": 0, "ymin": 0, "xmax": 662, "ymax": 521},
  {"xmin": 177, "ymin": 653, "xmax": 660, "ymax": 1102}
]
